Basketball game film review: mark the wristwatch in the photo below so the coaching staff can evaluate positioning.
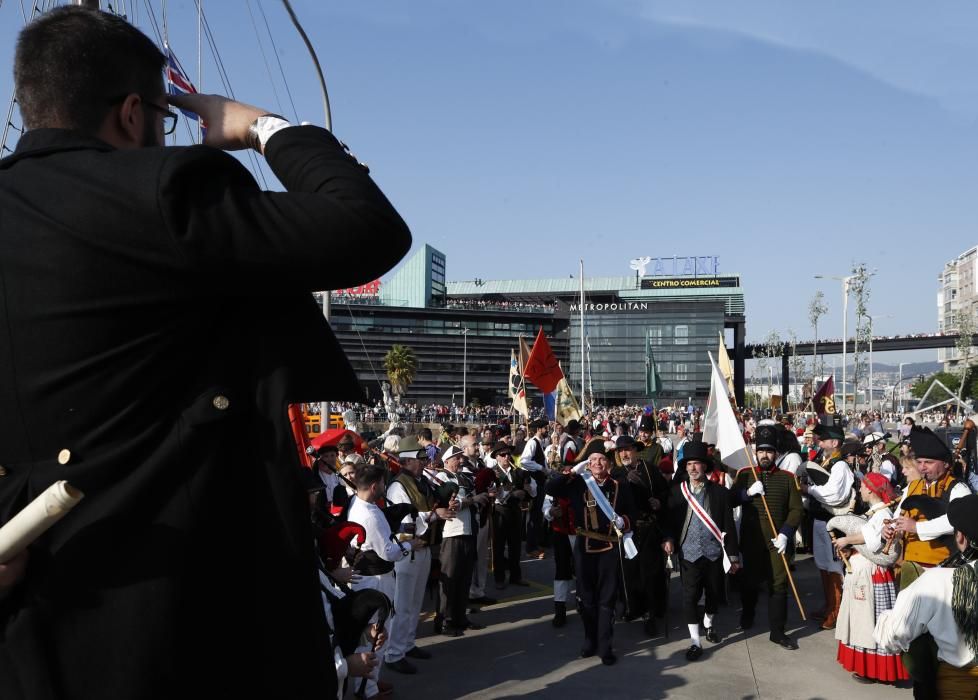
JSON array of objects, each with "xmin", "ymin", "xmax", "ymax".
[{"xmin": 247, "ymin": 114, "xmax": 291, "ymax": 153}]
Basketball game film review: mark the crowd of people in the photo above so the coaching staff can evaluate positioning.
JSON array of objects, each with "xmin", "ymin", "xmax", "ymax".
[{"xmin": 305, "ymin": 407, "xmax": 978, "ymax": 699}]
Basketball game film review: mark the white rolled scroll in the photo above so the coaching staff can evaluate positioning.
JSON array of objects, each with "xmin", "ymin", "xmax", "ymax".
[{"xmin": 0, "ymin": 481, "xmax": 84, "ymax": 563}]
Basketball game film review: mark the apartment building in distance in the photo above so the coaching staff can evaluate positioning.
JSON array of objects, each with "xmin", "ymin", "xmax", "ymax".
[{"xmin": 938, "ymin": 244, "xmax": 978, "ymax": 370}]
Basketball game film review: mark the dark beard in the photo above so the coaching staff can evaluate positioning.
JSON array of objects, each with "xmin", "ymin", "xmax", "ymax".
[{"xmin": 757, "ymin": 457, "xmax": 774, "ymax": 470}]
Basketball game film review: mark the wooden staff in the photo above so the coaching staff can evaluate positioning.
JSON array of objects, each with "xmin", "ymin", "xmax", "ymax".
[
  {"xmin": 829, "ymin": 531, "xmax": 853, "ymax": 574},
  {"xmin": 740, "ymin": 444, "xmax": 807, "ymax": 620}
]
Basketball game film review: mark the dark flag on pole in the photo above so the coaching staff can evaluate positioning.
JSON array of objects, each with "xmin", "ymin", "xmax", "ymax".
[
  {"xmin": 813, "ymin": 376, "xmax": 836, "ymax": 419},
  {"xmin": 524, "ymin": 327, "xmax": 563, "ymax": 394},
  {"xmin": 645, "ymin": 330, "xmax": 662, "ymax": 397}
]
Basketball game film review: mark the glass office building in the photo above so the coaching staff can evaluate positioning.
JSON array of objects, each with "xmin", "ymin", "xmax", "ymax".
[
  {"xmin": 322, "ymin": 247, "xmax": 747, "ymax": 406},
  {"xmin": 568, "ymin": 301, "xmax": 726, "ymax": 404}
]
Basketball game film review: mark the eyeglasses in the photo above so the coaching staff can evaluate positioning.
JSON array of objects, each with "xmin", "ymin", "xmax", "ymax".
[
  {"xmin": 142, "ymin": 101, "xmax": 178, "ymax": 135},
  {"xmin": 107, "ymin": 94, "xmax": 178, "ymax": 135}
]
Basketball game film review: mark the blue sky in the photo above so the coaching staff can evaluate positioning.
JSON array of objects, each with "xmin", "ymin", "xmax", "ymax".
[{"xmin": 3, "ymin": 1, "xmax": 977, "ymax": 367}]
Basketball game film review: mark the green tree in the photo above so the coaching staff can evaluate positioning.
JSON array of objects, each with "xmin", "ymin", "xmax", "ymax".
[
  {"xmin": 911, "ymin": 371, "xmax": 978, "ymax": 402},
  {"xmin": 384, "ymin": 344, "xmax": 417, "ymax": 399}
]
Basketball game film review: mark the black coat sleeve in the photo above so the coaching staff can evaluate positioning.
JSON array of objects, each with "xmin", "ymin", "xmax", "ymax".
[{"xmin": 158, "ymin": 126, "xmax": 411, "ymax": 293}]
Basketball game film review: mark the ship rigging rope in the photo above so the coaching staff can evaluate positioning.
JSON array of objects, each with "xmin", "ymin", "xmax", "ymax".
[
  {"xmin": 244, "ymin": 0, "xmax": 287, "ymax": 119},
  {"xmin": 255, "ymin": 0, "xmax": 299, "ymax": 124}
]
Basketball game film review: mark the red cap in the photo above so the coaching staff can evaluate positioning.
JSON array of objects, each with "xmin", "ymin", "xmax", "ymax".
[{"xmin": 863, "ymin": 472, "xmax": 895, "ymax": 502}]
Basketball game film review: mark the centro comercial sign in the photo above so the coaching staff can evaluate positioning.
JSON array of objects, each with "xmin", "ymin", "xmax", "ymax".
[{"xmin": 641, "ymin": 277, "xmax": 739, "ymax": 289}]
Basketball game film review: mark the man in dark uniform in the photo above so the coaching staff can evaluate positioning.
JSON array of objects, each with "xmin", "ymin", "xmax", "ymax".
[
  {"xmin": 490, "ymin": 443, "xmax": 533, "ymax": 588},
  {"xmin": 731, "ymin": 424, "xmax": 804, "ymax": 650},
  {"xmin": 663, "ymin": 441, "xmax": 740, "ymax": 660},
  {"xmin": 546, "ymin": 452, "xmax": 636, "ymax": 666},
  {"xmin": 615, "ymin": 435, "xmax": 670, "ymax": 636},
  {"xmin": 0, "ymin": 7, "xmax": 410, "ymax": 699}
]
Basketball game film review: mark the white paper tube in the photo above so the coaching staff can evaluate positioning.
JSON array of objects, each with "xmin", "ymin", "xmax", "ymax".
[{"xmin": 0, "ymin": 481, "xmax": 84, "ymax": 563}]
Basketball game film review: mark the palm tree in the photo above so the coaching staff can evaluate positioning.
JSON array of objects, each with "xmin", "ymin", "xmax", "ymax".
[{"xmin": 384, "ymin": 344, "xmax": 417, "ymax": 401}]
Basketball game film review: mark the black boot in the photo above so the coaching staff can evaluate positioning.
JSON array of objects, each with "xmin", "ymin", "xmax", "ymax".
[
  {"xmin": 552, "ymin": 601, "xmax": 567, "ymax": 628},
  {"xmin": 768, "ymin": 592, "xmax": 796, "ymax": 649}
]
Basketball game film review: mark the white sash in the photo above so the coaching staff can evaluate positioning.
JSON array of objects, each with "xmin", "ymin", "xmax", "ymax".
[
  {"xmin": 582, "ymin": 473, "xmax": 638, "ymax": 559},
  {"xmin": 681, "ymin": 481, "xmax": 732, "ymax": 573}
]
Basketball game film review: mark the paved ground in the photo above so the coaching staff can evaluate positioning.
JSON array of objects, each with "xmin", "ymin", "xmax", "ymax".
[{"xmin": 385, "ymin": 551, "xmax": 913, "ymax": 700}]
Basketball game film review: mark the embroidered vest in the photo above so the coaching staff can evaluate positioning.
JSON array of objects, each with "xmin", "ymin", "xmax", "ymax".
[
  {"xmin": 394, "ymin": 473, "xmax": 434, "ymax": 512},
  {"xmin": 903, "ymin": 472, "xmax": 957, "ymax": 566}
]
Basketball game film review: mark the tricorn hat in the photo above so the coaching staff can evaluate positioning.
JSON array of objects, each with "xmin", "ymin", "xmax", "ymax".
[
  {"xmin": 579, "ymin": 436, "xmax": 610, "ymax": 460},
  {"xmin": 489, "ymin": 441, "xmax": 513, "ymax": 458},
  {"xmin": 813, "ymin": 422, "xmax": 845, "ymax": 441},
  {"xmin": 397, "ymin": 436, "xmax": 426, "ymax": 460},
  {"xmin": 907, "ymin": 426, "xmax": 951, "ymax": 462},
  {"xmin": 638, "ymin": 415, "xmax": 657, "ymax": 433},
  {"xmin": 615, "ymin": 435, "xmax": 638, "ymax": 450}
]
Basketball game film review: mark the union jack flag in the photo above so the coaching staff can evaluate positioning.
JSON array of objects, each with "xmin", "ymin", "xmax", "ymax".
[{"xmin": 164, "ymin": 45, "xmax": 204, "ymax": 133}]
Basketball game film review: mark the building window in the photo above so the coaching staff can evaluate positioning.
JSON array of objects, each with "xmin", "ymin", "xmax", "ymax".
[
  {"xmin": 675, "ymin": 363, "xmax": 688, "ymax": 381},
  {"xmin": 675, "ymin": 325, "xmax": 688, "ymax": 345}
]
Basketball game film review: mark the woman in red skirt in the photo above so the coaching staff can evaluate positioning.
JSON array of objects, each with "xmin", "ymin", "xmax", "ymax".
[{"xmin": 829, "ymin": 474, "xmax": 909, "ymax": 684}]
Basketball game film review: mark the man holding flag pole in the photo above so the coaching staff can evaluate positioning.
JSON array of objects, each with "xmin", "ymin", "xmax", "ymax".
[{"xmin": 703, "ymin": 353, "xmax": 806, "ymax": 650}]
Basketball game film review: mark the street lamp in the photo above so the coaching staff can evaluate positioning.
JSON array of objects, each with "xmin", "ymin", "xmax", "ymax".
[
  {"xmin": 461, "ymin": 327, "xmax": 470, "ymax": 414},
  {"xmin": 895, "ymin": 362, "xmax": 909, "ymax": 414},
  {"xmin": 866, "ymin": 313, "xmax": 891, "ymax": 413},
  {"xmin": 814, "ymin": 274, "xmax": 855, "ymax": 415}
]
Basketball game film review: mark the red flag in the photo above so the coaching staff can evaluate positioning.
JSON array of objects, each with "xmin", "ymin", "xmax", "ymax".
[
  {"xmin": 812, "ymin": 376, "xmax": 836, "ymax": 418},
  {"xmin": 524, "ymin": 327, "xmax": 564, "ymax": 393},
  {"xmin": 288, "ymin": 403, "xmax": 314, "ymax": 468}
]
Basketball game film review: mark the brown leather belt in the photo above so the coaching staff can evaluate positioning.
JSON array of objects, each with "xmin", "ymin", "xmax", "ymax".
[{"xmin": 575, "ymin": 527, "xmax": 619, "ymax": 543}]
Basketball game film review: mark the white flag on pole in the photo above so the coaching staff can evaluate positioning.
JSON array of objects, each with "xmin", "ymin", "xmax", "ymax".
[{"xmin": 703, "ymin": 352, "xmax": 753, "ymax": 472}]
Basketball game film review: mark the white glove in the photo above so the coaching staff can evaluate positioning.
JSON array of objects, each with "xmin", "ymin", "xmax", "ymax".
[
  {"xmin": 770, "ymin": 534, "xmax": 788, "ymax": 554},
  {"xmin": 747, "ymin": 480, "xmax": 765, "ymax": 497},
  {"xmin": 571, "ymin": 462, "xmax": 588, "ymax": 476},
  {"xmin": 613, "ymin": 516, "xmax": 625, "ymax": 531}
]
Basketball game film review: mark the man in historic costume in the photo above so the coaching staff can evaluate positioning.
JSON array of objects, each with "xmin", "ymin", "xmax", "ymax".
[
  {"xmin": 558, "ymin": 419, "xmax": 584, "ymax": 465},
  {"xmin": 886, "ymin": 426, "xmax": 972, "ymax": 586},
  {"xmin": 636, "ymin": 414, "xmax": 665, "ymax": 471},
  {"xmin": 383, "ymin": 439, "xmax": 450, "ymax": 674},
  {"xmin": 546, "ymin": 452, "xmax": 637, "ymax": 666},
  {"xmin": 490, "ymin": 443, "xmax": 534, "ymax": 588},
  {"xmin": 875, "ymin": 494, "xmax": 978, "ymax": 700},
  {"xmin": 615, "ymin": 435, "xmax": 671, "ymax": 636},
  {"xmin": 663, "ymin": 441, "xmax": 740, "ymax": 661},
  {"xmin": 799, "ymin": 422, "xmax": 855, "ymax": 630},
  {"xmin": 520, "ymin": 418, "xmax": 551, "ymax": 558},
  {"xmin": 348, "ymin": 464, "xmax": 417, "ymax": 698},
  {"xmin": 0, "ymin": 7, "xmax": 411, "ymax": 700},
  {"xmin": 433, "ymin": 445, "xmax": 489, "ymax": 637},
  {"xmin": 463, "ymin": 434, "xmax": 498, "ymax": 606},
  {"xmin": 731, "ymin": 424, "xmax": 804, "ymax": 649},
  {"xmin": 543, "ymin": 476, "xmax": 576, "ymax": 628}
]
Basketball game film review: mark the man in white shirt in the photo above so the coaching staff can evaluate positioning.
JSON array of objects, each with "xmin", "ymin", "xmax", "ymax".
[
  {"xmin": 384, "ymin": 439, "xmax": 452, "ymax": 675},
  {"xmin": 435, "ymin": 445, "xmax": 490, "ymax": 636},
  {"xmin": 520, "ymin": 418, "xmax": 550, "ymax": 558},
  {"xmin": 800, "ymin": 422, "xmax": 854, "ymax": 630},
  {"xmin": 875, "ymin": 494, "xmax": 978, "ymax": 698},
  {"xmin": 348, "ymin": 464, "xmax": 415, "ymax": 698},
  {"xmin": 462, "ymin": 434, "xmax": 497, "ymax": 605}
]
